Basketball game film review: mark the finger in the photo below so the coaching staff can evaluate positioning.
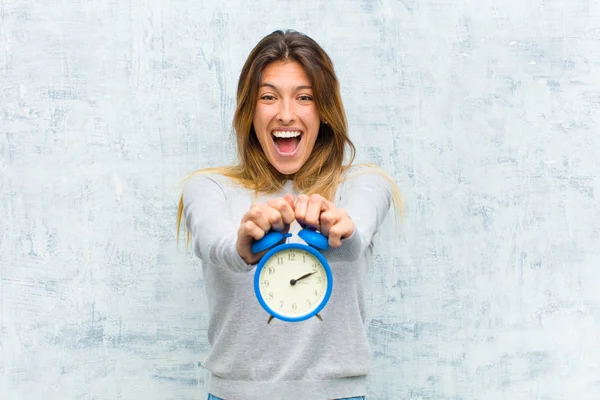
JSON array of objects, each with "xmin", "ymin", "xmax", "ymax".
[
  {"xmin": 264, "ymin": 205, "xmax": 285, "ymax": 232},
  {"xmin": 319, "ymin": 209, "xmax": 340, "ymax": 238},
  {"xmin": 294, "ymin": 194, "xmax": 309, "ymax": 225},
  {"xmin": 246, "ymin": 204, "xmax": 274, "ymax": 232},
  {"xmin": 236, "ymin": 224, "xmax": 267, "ymax": 264},
  {"xmin": 328, "ymin": 217, "xmax": 355, "ymax": 248},
  {"xmin": 283, "ymin": 194, "xmax": 297, "ymax": 226},
  {"xmin": 240, "ymin": 220, "xmax": 267, "ymax": 242},
  {"xmin": 279, "ymin": 200, "xmax": 296, "ymax": 225},
  {"xmin": 266, "ymin": 197, "xmax": 295, "ymax": 226},
  {"xmin": 305, "ymin": 194, "xmax": 329, "ymax": 230},
  {"xmin": 284, "ymin": 194, "xmax": 295, "ymax": 211}
]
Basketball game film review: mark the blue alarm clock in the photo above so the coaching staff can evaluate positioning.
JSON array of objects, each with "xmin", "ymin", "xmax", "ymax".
[{"xmin": 252, "ymin": 227, "xmax": 333, "ymax": 323}]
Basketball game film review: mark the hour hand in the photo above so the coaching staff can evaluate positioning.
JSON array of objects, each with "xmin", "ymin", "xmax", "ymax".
[{"xmin": 290, "ymin": 271, "xmax": 316, "ymax": 286}]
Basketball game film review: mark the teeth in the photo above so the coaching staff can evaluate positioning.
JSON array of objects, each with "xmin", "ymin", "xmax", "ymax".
[{"xmin": 273, "ymin": 130, "xmax": 301, "ymax": 138}]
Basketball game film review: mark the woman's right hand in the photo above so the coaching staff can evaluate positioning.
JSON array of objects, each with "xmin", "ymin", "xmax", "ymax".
[{"xmin": 236, "ymin": 194, "xmax": 296, "ymax": 264}]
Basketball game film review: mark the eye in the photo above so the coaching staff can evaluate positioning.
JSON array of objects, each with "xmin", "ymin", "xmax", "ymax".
[
  {"xmin": 298, "ymin": 95, "xmax": 313, "ymax": 102},
  {"xmin": 260, "ymin": 94, "xmax": 276, "ymax": 101}
]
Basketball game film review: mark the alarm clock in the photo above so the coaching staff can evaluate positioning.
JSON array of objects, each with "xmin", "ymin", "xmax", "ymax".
[{"xmin": 251, "ymin": 227, "xmax": 333, "ymax": 323}]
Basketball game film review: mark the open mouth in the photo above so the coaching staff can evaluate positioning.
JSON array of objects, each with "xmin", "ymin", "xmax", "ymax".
[{"xmin": 272, "ymin": 130, "xmax": 302, "ymax": 155}]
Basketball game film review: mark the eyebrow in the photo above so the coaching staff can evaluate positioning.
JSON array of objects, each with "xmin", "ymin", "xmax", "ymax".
[{"xmin": 259, "ymin": 83, "xmax": 313, "ymax": 91}]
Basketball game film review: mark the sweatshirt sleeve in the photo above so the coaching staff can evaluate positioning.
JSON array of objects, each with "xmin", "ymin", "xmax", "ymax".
[
  {"xmin": 182, "ymin": 174, "xmax": 254, "ymax": 273},
  {"xmin": 321, "ymin": 167, "xmax": 394, "ymax": 262}
]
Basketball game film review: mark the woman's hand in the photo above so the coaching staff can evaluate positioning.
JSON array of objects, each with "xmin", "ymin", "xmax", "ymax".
[
  {"xmin": 294, "ymin": 194, "xmax": 355, "ymax": 248},
  {"xmin": 236, "ymin": 194, "xmax": 296, "ymax": 264}
]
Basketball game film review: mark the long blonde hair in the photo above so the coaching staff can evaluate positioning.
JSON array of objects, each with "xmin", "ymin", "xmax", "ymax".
[{"xmin": 177, "ymin": 29, "xmax": 402, "ymax": 241}]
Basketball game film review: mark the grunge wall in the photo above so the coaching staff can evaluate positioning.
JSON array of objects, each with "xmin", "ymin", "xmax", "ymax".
[{"xmin": 1, "ymin": 0, "xmax": 599, "ymax": 398}]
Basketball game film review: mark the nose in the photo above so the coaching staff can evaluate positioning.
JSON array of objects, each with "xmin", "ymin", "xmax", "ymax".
[{"xmin": 276, "ymin": 99, "xmax": 295, "ymax": 124}]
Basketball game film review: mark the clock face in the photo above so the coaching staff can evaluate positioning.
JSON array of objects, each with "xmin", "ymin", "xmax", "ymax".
[{"xmin": 256, "ymin": 246, "xmax": 330, "ymax": 320}]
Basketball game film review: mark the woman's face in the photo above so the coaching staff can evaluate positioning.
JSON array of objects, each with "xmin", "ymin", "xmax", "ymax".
[{"xmin": 253, "ymin": 60, "xmax": 321, "ymax": 176}]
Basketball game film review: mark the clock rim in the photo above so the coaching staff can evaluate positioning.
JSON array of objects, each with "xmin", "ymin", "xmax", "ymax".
[{"xmin": 253, "ymin": 243, "xmax": 333, "ymax": 322}]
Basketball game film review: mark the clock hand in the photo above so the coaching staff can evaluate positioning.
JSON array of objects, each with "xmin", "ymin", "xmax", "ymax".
[{"xmin": 290, "ymin": 271, "xmax": 317, "ymax": 286}]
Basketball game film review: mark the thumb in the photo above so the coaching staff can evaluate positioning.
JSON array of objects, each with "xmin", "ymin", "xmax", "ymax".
[{"xmin": 284, "ymin": 193, "xmax": 295, "ymax": 210}]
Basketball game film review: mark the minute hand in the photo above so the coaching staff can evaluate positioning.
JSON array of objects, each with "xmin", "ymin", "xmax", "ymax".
[{"xmin": 290, "ymin": 272, "xmax": 317, "ymax": 286}]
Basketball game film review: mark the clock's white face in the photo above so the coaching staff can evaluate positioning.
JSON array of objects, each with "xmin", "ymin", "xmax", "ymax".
[{"xmin": 257, "ymin": 248, "xmax": 329, "ymax": 318}]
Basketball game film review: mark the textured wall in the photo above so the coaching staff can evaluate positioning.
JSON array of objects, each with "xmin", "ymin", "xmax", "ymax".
[{"xmin": 1, "ymin": 0, "xmax": 599, "ymax": 399}]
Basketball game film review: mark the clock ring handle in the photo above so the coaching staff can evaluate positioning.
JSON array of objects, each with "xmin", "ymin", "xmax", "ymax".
[
  {"xmin": 298, "ymin": 224, "xmax": 329, "ymax": 251},
  {"xmin": 251, "ymin": 231, "xmax": 292, "ymax": 254}
]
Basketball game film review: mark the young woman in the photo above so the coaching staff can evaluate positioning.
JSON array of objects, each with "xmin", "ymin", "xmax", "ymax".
[{"xmin": 177, "ymin": 29, "xmax": 402, "ymax": 400}]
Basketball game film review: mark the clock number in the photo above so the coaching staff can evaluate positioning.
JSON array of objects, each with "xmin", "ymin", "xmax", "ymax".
[
  {"xmin": 288, "ymin": 253, "xmax": 296, "ymax": 261},
  {"xmin": 317, "ymin": 276, "xmax": 322, "ymax": 284},
  {"xmin": 261, "ymin": 280, "xmax": 270, "ymax": 287},
  {"xmin": 279, "ymin": 301, "xmax": 284, "ymax": 309},
  {"xmin": 292, "ymin": 302, "xmax": 297, "ymax": 310},
  {"xmin": 268, "ymin": 292, "xmax": 274, "ymax": 299},
  {"xmin": 306, "ymin": 299, "xmax": 312, "ymax": 307},
  {"xmin": 277, "ymin": 256, "xmax": 284, "ymax": 265},
  {"xmin": 267, "ymin": 267, "xmax": 275, "ymax": 275},
  {"xmin": 302, "ymin": 255, "xmax": 306, "ymax": 263},
  {"xmin": 314, "ymin": 289, "xmax": 319, "ymax": 297}
]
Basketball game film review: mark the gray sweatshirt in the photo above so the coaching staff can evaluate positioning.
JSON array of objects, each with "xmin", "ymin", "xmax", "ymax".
[{"xmin": 182, "ymin": 165, "xmax": 393, "ymax": 400}]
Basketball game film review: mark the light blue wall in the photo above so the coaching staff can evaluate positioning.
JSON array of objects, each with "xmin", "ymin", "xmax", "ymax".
[{"xmin": 2, "ymin": 1, "xmax": 599, "ymax": 399}]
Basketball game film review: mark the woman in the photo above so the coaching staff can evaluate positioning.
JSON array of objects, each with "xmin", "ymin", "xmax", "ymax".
[{"xmin": 177, "ymin": 29, "xmax": 402, "ymax": 400}]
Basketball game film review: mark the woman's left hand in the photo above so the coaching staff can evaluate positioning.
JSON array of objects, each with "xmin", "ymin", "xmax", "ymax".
[{"xmin": 293, "ymin": 194, "xmax": 355, "ymax": 248}]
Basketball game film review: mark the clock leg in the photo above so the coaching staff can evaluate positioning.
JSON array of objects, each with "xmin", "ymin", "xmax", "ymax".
[
  {"xmin": 316, "ymin": 313, "xmax": 323, "ymax": 321},
  {"xmin": 267, "ymin": 315, "xmax": 274, "ymax": 324}
]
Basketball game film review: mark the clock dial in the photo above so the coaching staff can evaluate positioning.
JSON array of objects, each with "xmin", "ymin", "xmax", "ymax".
[{"xmin": 257, "ymin": 248, "xmax": 329, "ymax": 318}]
